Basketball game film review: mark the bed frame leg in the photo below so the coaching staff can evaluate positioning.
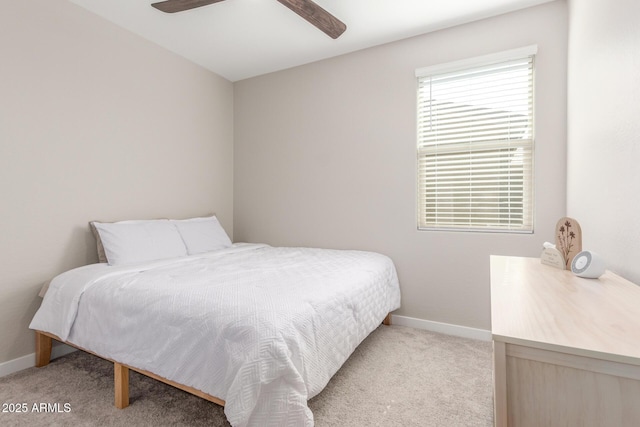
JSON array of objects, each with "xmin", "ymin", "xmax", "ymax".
[
  {"xmin": 383, "ymin": 313, "xmax": 392, "ymax": 326},
  {"xmin": 35, "ymin": 331, "xmax": 52, "ymax": 367},
  {"xmin": 114, "ymin": 362, "xmax": 130, "ymax": 409}
]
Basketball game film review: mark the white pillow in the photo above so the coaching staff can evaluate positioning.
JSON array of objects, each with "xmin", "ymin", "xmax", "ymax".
[
  {"xmin": 93, "ymin": 219, "xmax": 188, "ymax": 266},
  {"xmin": 171, "ymin": 215, "xmax": 232, "ymax": 255}
]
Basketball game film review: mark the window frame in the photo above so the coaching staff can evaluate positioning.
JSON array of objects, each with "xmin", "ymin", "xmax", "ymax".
[{"xmin": 415, "ymin": 46, "xmax": 537, "ymax": 234}]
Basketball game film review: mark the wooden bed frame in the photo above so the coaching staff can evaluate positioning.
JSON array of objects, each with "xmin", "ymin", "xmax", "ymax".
[{"xmin": 34, "ymin": 313, "xmax": 392, "ymax": 409}]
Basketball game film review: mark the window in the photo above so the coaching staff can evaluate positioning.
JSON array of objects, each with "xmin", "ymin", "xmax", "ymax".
[{"xmin": 416, "ymin": 46, "xmax": 536, "ymax": 233}]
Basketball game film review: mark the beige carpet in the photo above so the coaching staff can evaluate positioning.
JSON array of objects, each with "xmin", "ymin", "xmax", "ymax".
[{"xmin": 0, "ymin": 325, "xmax": 493, "ymax": 426}]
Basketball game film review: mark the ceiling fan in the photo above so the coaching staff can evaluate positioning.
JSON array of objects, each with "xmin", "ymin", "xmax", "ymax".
[{"xmin": 151, "ymin": 0, "xmax": 347, "ymax": 39}]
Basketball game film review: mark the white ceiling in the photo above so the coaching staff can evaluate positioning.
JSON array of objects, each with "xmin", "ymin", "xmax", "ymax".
[{"xmin": 69, "ymin": 0, "xmax": 555, "ymax": 82}]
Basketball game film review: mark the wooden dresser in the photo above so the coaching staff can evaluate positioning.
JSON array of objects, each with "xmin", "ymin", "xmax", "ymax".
[{"xmin": 490, "ymin": 255, "xmax": 640, "ymax": 427}]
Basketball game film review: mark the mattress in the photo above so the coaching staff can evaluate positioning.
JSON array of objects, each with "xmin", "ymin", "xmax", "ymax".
[{"xmin": 30, "ymin": 243, "xmax": 401, "ymax": 426}]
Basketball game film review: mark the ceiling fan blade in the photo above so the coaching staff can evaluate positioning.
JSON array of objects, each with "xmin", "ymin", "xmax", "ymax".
[
  {"xmin": 151, "ymin": 0, "xmax": 226, "ymax": 14},
  {"xmin": 276, "ymin": 0, "xmax": 346, "ymax": 39}
]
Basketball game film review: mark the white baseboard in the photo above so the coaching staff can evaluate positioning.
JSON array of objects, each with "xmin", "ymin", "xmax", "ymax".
[
  {"xmin": 391, "ymin": 314, "xmax": 492, "ymax": 342},
  {"xmin": 0, "ymin": 344, "xmax": 77, "ymax": 378}
]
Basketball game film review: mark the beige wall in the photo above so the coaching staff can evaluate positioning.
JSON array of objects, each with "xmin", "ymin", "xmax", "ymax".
[
  {"xmin": 234, "ymin": 1, "xmax": 568, "ymax": 330},
  {"xmin": 567, "ymin": 0, "xmax": 640, "ymax": 284},
  {"xmin": 0, "ymin": 1, "xmax": 234, "ymax": 363}
]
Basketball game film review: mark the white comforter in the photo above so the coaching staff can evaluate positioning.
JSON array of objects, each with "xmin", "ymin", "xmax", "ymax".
[{"xmin": 30, "ymin": 243, "xmax": 401, "ymax": 426}]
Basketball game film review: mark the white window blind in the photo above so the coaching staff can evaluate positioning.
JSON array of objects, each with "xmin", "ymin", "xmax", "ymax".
[{"xmin": 416, "ymin": 48, "xmax": 535, "ymax": 232}]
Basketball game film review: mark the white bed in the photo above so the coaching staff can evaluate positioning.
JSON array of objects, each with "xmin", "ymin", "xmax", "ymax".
[{"xmin": 30, "ymin": 239, "xmax": 401, "ymax": 426}]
